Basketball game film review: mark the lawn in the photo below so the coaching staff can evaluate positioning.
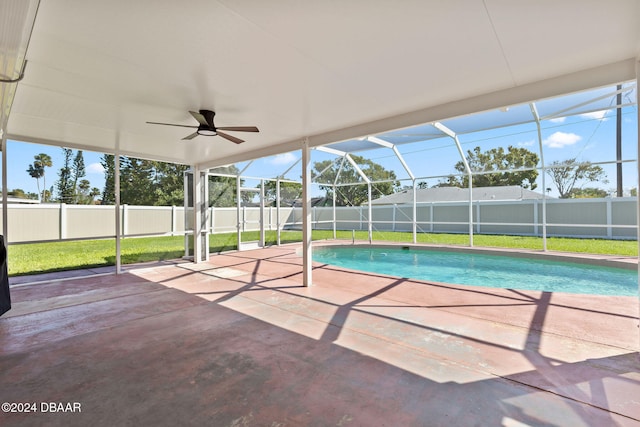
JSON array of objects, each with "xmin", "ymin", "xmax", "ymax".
[{"xmin": 7, "ymin": 230, "xmax": 638, "ymax": 276}]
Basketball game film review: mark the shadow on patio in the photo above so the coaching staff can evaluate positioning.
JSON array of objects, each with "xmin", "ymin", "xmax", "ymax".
[{"xmin": 1, "ymin": 244, "xmax": 638, "ymax": 426}]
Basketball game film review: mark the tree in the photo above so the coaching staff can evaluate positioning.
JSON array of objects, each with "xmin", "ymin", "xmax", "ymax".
[
  {"xmin": 399, "ymin": 181, "xmax": 428, "ymax": 191},
  {"xmin": 101, "ymin": 154, "xmax": 116, "ymax": 204},
  {"xmin": 453, "ymin": 146, "xmax": 539, "ymax": 189},
  {"xmin": 312, "ymin": 155, "xmax": 398, "ymax": 206},
  {"xmin": 72, "ymin": 150, "xmax": 86, "ymax": 199},
  {"xmin": 56, "ymin": 148, "xmax": 75, "ymax": 203},
  {"xmin": 119, "ymin": 157, "xmax": 155, "ymax": 205},
  {"xmin": 262, "ymin": 180, "xmax": 302, "ymax": 205},
  {"xmin": 101, "ymin": 155, "xmax": 191, "ymax": 206},
  {"xmin": 208, "ymin": 166, "xmax": 249, "ymax": 207},
  {"xmin": 151, "ymin": 161, "xmax": 189, "ymax": 206},
  {"xmin": 7, "ymin": 188, "xmax": 38, "ymax": 200},
  {"xmin": 567, "ymin": 187, "xmax": 608, "ymax": 199},
  {"xmin": 76, "ymin": 179, "xmax": 101, "ymax": 204},
  {"xmin": 546, "ymin": 158, "xmax": 607, "ymax": 199},
  {"xmin": 434, "ymin": 175, "xmax": 460, "ymax": 188},
  {"xmin": 26, "ymin": 153, "xmax": 52, "ymax": 202}
]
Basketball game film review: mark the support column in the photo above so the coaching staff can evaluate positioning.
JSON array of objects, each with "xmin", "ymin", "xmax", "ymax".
[
  {"xmin": 434, "ymin": 122, "xmax": 473, "ymax": 246},
  {"xmin": 236, "ymin": 174, "xmax": 242, "ymax": 251},
  {"xmin": 530, "ymin": 103, "xmax": 547, "ymax": 251},
  {"xmin": 114, "ymin": 152, "xmax": 121, "ymax": 274},
  {"xmin": 1, "ymin": 131, "xmax": 7, "ymax": 241},
  {"xmin": 368, "ymin": 182, "xmax": 372, "ymax": 243},
  {"xmin": 193, "ymin": 164, "xmax": 202, "ymax": 263},
  {"xmin": 468, "ymin": 175, "xmax": 474, "ymax": 247},
  {"xmin": 392, "ymin": 204, "xmax": 397, "ymax": 232},
  {"xmin": 332, "ymin": 185, "xmax": 337, "ymax": 239},
  {"xmin": 635, "ymin": 59, "xmax": 640, "ymax": 348},
  {"xmin": 276, "ymin": 178, "xmax": 281, "ymax": 245},
  {"xmin": 259, "ymin": 179, "xmax": 265, "ymax": 247},
  {"xmin": 183, "ymin": 171, "xmax": 190, "ymax": 257},
  {"xmin": 202, "ymin": 170, "xmax": 209, "ymax": 260},
  {"xmin": 302, "ymin": 138, "xmax": 312, "ymax": 287},
  {"xmin": 412, "ymin": 179, "xmax": 417, "ymax": 243}
]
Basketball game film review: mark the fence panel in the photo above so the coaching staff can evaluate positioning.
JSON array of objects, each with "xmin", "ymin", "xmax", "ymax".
[
  {"xmin": 65, "ymin": 205, "xmax": 116, "ymax": 239},
  {"xmin": 2, "ymin": 197, "xmax": 637, "ymax": 243}
]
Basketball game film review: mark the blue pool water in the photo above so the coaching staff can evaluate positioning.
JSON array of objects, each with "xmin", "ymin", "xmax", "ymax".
[{"xmin": 313, "ymin": 246, "xmax": 639, "ymax": 296}]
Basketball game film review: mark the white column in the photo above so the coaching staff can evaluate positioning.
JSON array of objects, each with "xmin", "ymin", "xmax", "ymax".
[
  {"xmin": 412, "ymin": 179, "xmax": 417, "ymax": 243},
  {"xmin": 332, "ymin": 185, "xmax": 337, "ymax": 239},
  {"xmin": 183, "ymin": 172, "xmax": 189, "ymax": 257},
  {"xmin": 530, "ymin": 103, "xmax": 547, "ymax": 251},
  {"xmin": 302, "ymin": 138, "xmax": 312, "ymax": 286},
  {"xmin": 276, "ymin": 178, "xmax": 281, "ymax": 245},
  {"xmin": 172, "ymin": 205, "xmax": 177, "ymax": 236},
  {"xmin": 59, "ymin": 203, "xmax": 67, "ymax": 239},
  {"xmin": 259, "ymin": 179, "xmax": 265, "ymax": 247},
  {"xmin": 236, "ymin": 175, "xmax": 242, "ymax": 250},
  {"xmin": 202, "ymin": 171, "xmax": 209, "ymax": 260},
  {"xmin": 392, "ymin": 204, "xmax": 397, "ymax": 232},
  {"xmin": 468, "ymin": 176, "xmax": 474, "ymax": 247},
  {"xmin": 1, "ymin": 132, "xmax": 7, "ymax": 241},
  {"xmin": 193, "ymin": 164, "xmax": 202, "ymax": 263},
  {"xmin": 114, "ymin": 153, "xmax": 121, "ymax": 274},
  {"xmin": 122, "ymin": 204, "xmax": 129, "ymax": 236},
  {"xmin": 635, "ymin": 59, "xmax": 640, "ymax": 348},
  {"xmin": 533, "ymin": 199, "xmax": 539, "ymax": 236},
  {"xmin": 368, "ymin": 183, "xmax": 372, "ymax": 243},
  {"xmin": 606, "ymin": 198, "xmax": 613, "ymax": 238},
  {"xmin": 209, "ymin": 206, "xmax": 214, "ymax": 235}
]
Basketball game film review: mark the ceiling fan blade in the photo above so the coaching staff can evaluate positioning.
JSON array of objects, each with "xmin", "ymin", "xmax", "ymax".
[
  {"xmin": 216, "ymin": 126, "xmax": 259, "ymax": 132},
  {"xmin": 188, "ymin": 111, "xmax": 209, "ymax": 127},
  {"xmin": 182, "ymin": 132, "xmax": 199, "ymax": 140},
  {"xmin": 146, "ymin": 121, "xmax": 198, "ymax": 129},
  {"xmin": 216, "ymin": 131, "xmax": 244, "ymax": 144}
]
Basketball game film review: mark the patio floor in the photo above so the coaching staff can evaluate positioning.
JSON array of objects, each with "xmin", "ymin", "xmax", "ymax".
[{"xmin": 1, "ymin": 243, "xmax": 639, "ymax": 426}]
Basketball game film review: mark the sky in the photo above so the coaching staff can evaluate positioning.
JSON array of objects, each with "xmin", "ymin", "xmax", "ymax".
[
  {"xmin": 4, "ymin": 142, "xmax": 107, "ymax": 197},
  {"xmin": 2, "ymin": 87, "xmax": 638, "ymax": 201}
]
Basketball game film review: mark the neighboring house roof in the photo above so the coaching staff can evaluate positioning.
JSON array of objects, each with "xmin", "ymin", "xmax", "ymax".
[
  {"xmin": 0, "ymin": 197, "xmax": 40, "ymax": 204},
  {"xmin": 369, "ymin": 186, "xmax": 546, "ymax": 205}
]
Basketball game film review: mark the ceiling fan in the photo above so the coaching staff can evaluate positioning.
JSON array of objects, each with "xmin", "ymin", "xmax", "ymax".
[{"xmin": 146, "ymin": 110, "xmax": 259, "ymax": 144}]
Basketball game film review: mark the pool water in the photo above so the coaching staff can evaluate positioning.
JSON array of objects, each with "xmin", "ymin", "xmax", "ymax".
[{"xmin": 312, "ymin": 246, "xmax": 639, "ymax": 296}]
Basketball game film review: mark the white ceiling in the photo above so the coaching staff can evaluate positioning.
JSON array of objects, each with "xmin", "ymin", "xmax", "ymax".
[{"xmin": 3, "ymin": 0, "xmax": 640, "ymax": 169}]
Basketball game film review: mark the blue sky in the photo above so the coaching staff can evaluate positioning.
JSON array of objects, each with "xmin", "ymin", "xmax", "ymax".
[
  {"xmin": 4, "ymin": 141, "xmax": 107, "ymax": 196},
  {"xmin": 3, "ymin": 103, "xmax": 638, "ymax": 200}
]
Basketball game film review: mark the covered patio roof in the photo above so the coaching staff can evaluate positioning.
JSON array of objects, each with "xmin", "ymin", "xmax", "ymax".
[
  {"xmin": 1, "ymin": 1, "xmax": 639, "ymax": 278},
  {"xmin": 1, "ymin": 1, "xmax": 639, "ymax": 169}
]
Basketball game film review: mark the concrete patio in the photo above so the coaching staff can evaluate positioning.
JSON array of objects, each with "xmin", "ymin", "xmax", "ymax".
[{"xmin": 1, "ymin": 243, "xmax": 638, "ymax": 426}]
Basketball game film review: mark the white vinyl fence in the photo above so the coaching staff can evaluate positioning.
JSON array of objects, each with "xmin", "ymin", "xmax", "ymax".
[{"xmin": 1, "ymin": 198, "xmax": 637, "ymax": 243}]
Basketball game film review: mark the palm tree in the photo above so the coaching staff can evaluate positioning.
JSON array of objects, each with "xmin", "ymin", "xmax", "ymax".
[{"xmin": 26, "ymin": 153, "xmax": 52, "ymax": 202}]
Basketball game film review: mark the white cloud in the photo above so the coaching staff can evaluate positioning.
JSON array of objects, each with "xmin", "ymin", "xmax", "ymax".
[
  {"xmin": 542, "ymin": 131, "xmax": 582, "ymax": 148},
  {"xmin": 517, "ymin": 140, "xmax": 535, "ymax": 147},
  {"xmin": 87, "ymin": 162, "xmax": 105, "ymax": 174},
  {"xmin": 548, "ymin": 117, "xmax": 565, "ymax": 123},
  {"xmin": 270, "ymin": 152, "xmax": 298, "ymax": 165},
  {"xmin": 580, "ymin": 110, "xmax": 609, "ymax": 121}
]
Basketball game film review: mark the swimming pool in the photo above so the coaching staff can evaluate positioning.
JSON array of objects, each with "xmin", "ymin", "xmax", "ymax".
[{"xmin": 312, "ymin": 246, "xmax": 639, "ymax": 296}]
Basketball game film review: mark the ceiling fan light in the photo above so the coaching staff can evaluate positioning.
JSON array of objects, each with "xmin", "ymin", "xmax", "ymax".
[{"xmin": 197, "ymin": 127, "xmax": 216, "ymax": 136}]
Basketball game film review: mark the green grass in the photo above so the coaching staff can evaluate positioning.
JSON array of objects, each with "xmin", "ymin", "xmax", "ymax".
[{"xmin": 7, "ymin": 230, "xmax": 637, "ymax": 276}]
